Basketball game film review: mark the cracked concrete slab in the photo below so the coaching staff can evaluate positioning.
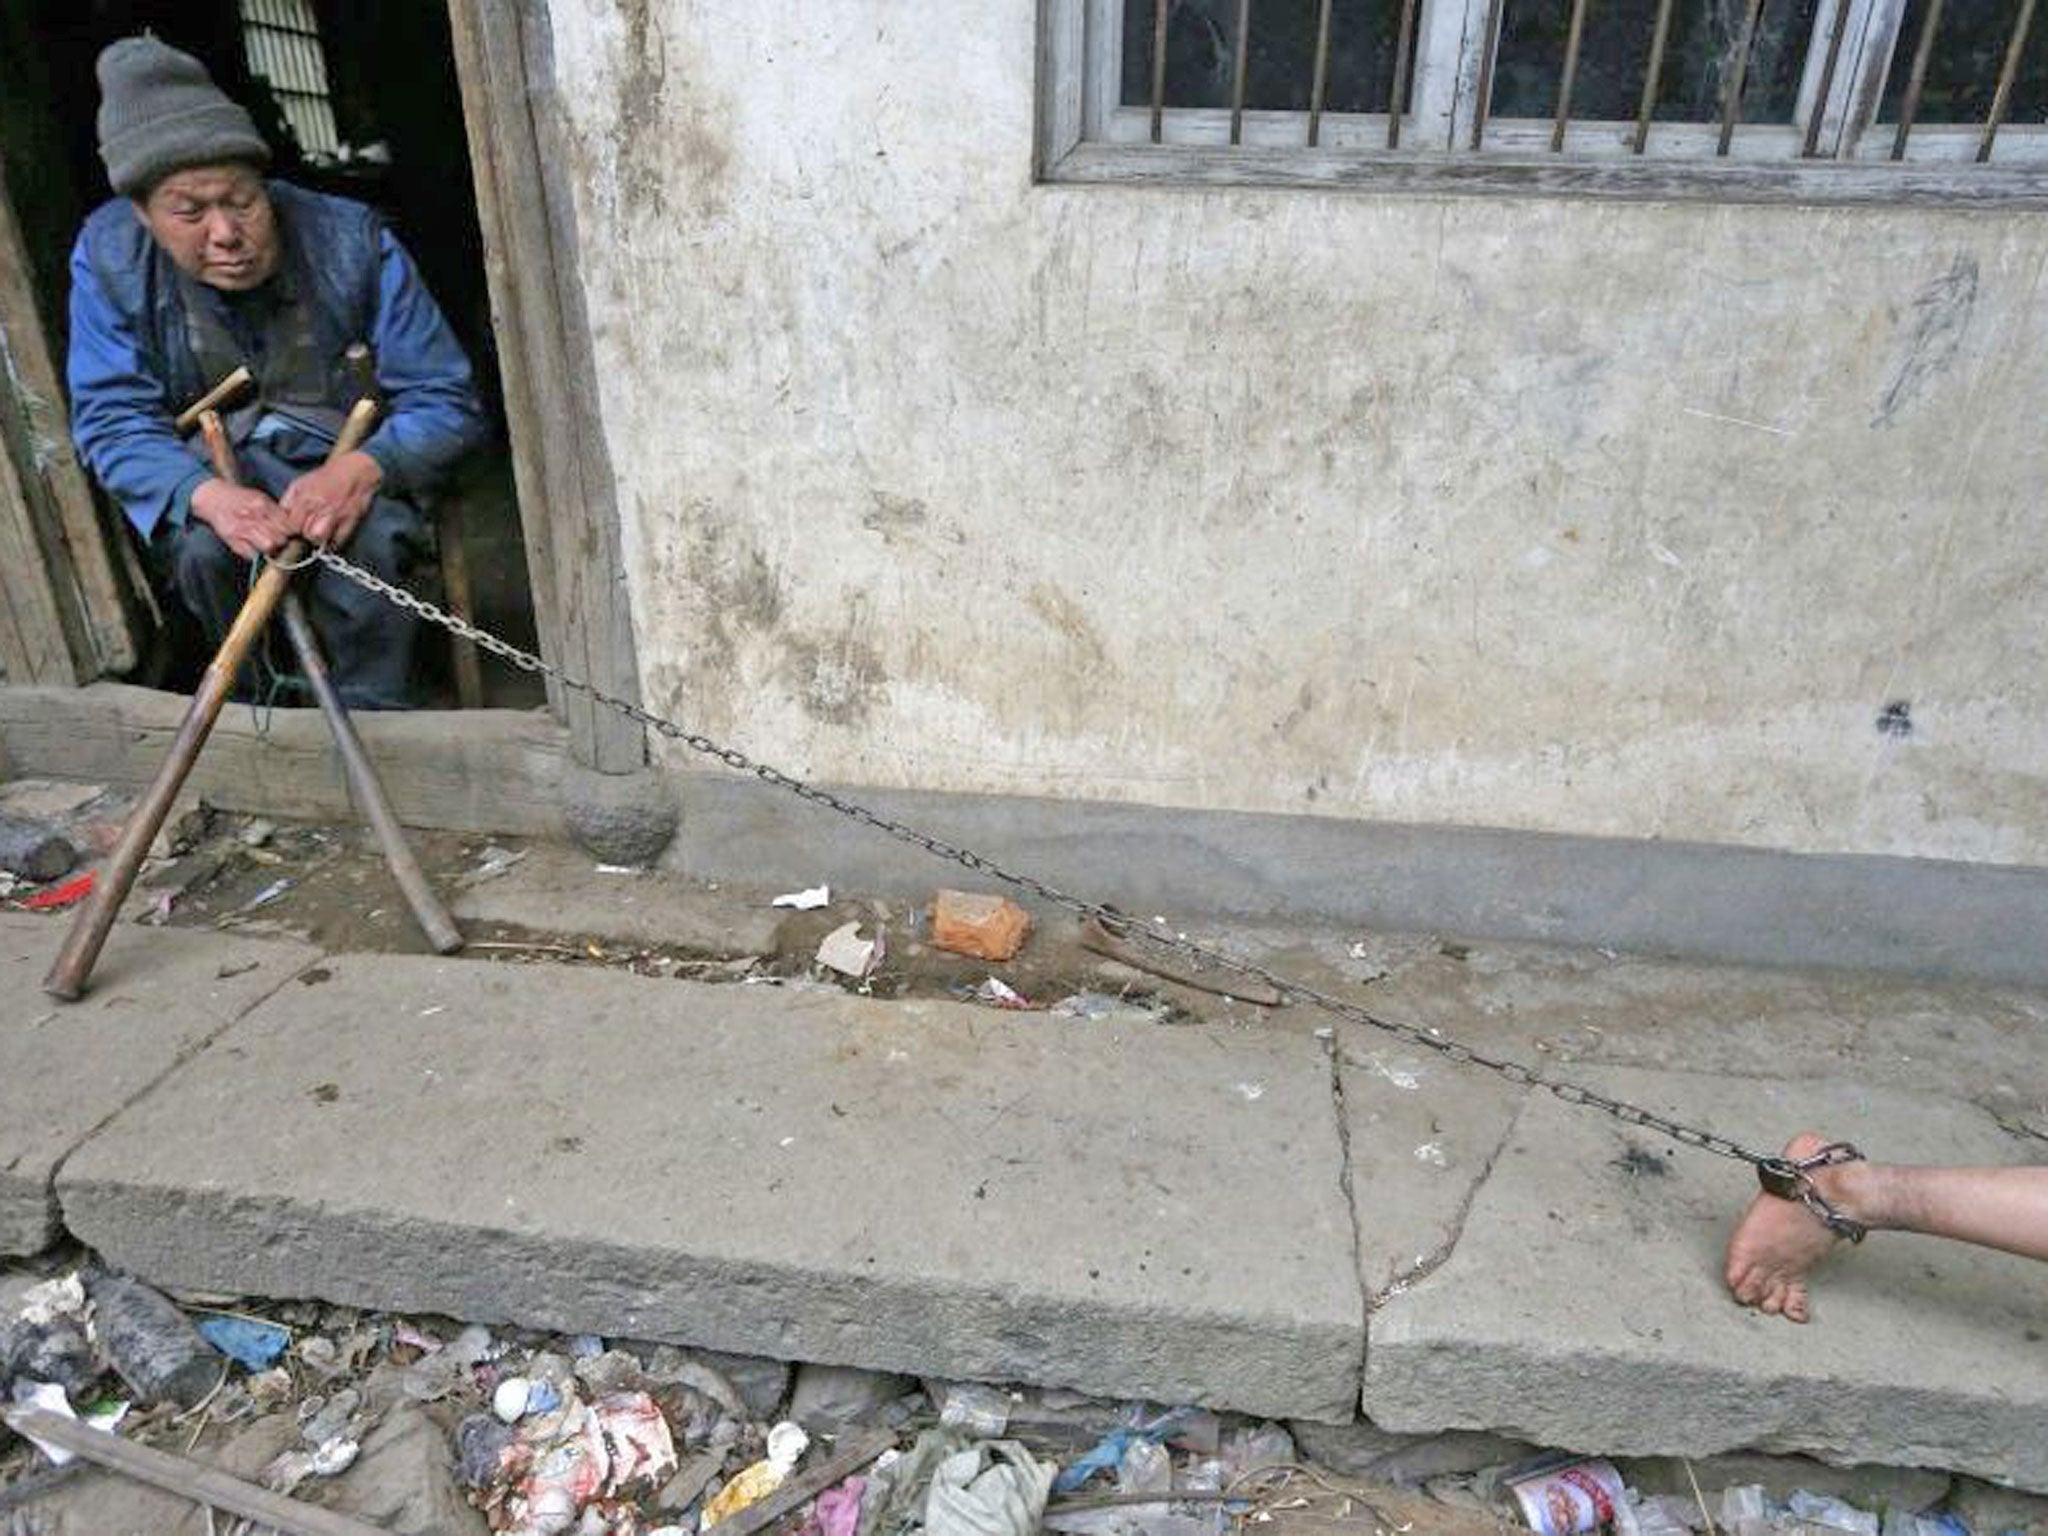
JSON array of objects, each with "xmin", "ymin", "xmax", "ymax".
[
  {"xmin": 0, "ymin": 912, "xmax": 318, "ymax": 1254},
  {"xmin": 1360, "ymin": 1067, "xmax": 2048, "ymax": 1490},
  {"xmin": 59, "ymin": 952, "xmax": 1363, "ymax": 1420},
  {"xmin": 1336, "ymin": 1023, "xmax": 1528, "ymax": 1302},
  {"xmin": 450, "ymin": 843, "xmax": 783, "ymax": 955}
]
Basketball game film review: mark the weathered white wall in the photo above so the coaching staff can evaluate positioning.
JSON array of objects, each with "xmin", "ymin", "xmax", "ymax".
[{"xmin": 543, "ymin": 2, "xmax": 2048, "ymax": 867}]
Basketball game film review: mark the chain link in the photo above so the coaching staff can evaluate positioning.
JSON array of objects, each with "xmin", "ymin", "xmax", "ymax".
[{"xmin": 305, "ymin": 545, "xmax": 1778, "ymax": 1171}]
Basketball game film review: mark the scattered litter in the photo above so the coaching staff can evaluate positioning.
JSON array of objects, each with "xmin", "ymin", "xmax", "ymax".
[
  {"xmin": 1048, "ymin": 992, "xmax": 1171, "ymax": 1026},
  {"xmin": 494, "ymin": 1375, "xmax": 563, "ymax": 1422},
  {"xmin": 926, "ymin": 1440, "xmax": 1055, "ymax": 1536},
  {"xmin": 236, "ymin": 877, "xmax": 293, "ymax": 913},
  {"xmin": 702, "ymin": 1420, "xmax": 810, "ymax": 1528},
  {"xmin": 595, "ymin": 863, "xmax": 640, "ymax": 875},
  {"xmin": 88, "ymin": 1272, "xmax": 223, "ymax": 1408},
  {"xmin": 17, "ymin": 1274, "xmax": 86, "ymax": 1327},
  {"xmin": 458, "ymin": 844, "xmax": 529, "ymax": 887},
  {"xmin": 5, "ymin": 1380, "xmax": 127, "ymax": 1466},
  {"xmin": 1414, "ymin": 1142, "xmax": 1448, "ymax": 1167},
  {"xmin": 238, "ymin": 817, "xmax": 278, "ymax": 847},
  {"xmin": 816, "ymin": 921, "xmax": 881, "ymax": 979},
  {"xmin": 798, "ymin": 1475, "xmax": 868, "ymax": 1536},
  {"xmin": 1234, "ymin": 1082, "xmax": 1265, "ymax": 1102},
  {"xmin": 194, "ymin": 1315, "xmax": 291, "ymax": 1371},
  {"xmin": 936, "ymin": 1382, "xmax": 1014, "ymax": 1437},
  {"xmin": 931, "ymin": 890, "xmax": 1033, "ymax": 962},
  {"xmin": 1506, "ymin": 1455, "xmax": 1627, "ymax": 1535},
  {"xmin": 970, "ymin": 977, "xmax": 1036, "ymax": 1010},
  {"xmin": 266, "ymin": 1434, "xmax": 359, "ymax": 1494},
  {"xmin": 20, "ymin": 871, "xmax": 94, "ymax": 911},
  {"xmin": 773, "ymin": 885, "xmax": 832, "ymax": 910}
]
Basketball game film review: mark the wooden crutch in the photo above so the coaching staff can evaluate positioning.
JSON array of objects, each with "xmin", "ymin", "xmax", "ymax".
[
  {"xmin": 43, "ymin": 397, "xmax": 450, "ymax": 998},
  {"xmin": 196, "ymin": 410, "xmax": 463, "ymax": 956}
]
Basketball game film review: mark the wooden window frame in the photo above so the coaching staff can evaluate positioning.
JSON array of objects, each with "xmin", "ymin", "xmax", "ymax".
[{"xmin": 1039, "ymin": 0, "xmax": 2048, "ymax": 205}]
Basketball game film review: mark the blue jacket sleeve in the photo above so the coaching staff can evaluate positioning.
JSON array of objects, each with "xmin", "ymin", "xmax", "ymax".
[
  {"xmin": 66, "ymin": 236, "xmax": 210, "ymax": 540},
  {"xmin": 359, "ymin": 229, "xmax": 490, "ymax": 496}
]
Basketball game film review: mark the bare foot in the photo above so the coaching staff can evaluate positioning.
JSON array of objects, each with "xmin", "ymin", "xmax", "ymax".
[{"xmin": 1724, "ymin": 1132, "xmax": 1848, "ymax": 1323}]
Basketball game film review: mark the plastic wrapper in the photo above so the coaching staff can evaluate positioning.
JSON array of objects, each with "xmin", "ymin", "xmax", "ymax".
[
  {"xmin": 703, "ymin": 1421, "xmax": 810, "ymax": 1528},
  {"xmin": 925, "ymin": 1441, "xmax": 1055, "ymax": 1536}
]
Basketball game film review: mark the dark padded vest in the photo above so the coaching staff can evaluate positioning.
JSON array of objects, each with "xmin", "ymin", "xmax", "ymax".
[{"xmin": 78, "ymin": 180, "xmax": 383, "ymax": 427}]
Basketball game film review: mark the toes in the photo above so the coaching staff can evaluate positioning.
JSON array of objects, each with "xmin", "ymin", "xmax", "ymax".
[{"xmin": 1783, "ymin": 1285, "xmax": 1811, "ymax": 1324}]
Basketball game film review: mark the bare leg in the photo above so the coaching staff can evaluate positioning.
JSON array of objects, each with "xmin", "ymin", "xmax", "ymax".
[{"xmin": 1726, "ymin": 1132, "xmax": 2048, "ymax": 1323}]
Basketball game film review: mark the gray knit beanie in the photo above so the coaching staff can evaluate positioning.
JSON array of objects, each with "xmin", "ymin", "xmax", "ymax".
[{"xmin": 96, "ymin": 35, "xmax": 271, "ymax": 197}]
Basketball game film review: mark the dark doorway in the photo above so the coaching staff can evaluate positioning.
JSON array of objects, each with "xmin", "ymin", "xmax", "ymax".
[{"xmin": 0, "ymin": 0, "xmax": 544, "ymax": 709}]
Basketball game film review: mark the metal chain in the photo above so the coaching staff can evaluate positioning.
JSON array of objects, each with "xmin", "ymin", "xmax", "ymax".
[{"xmin": 304, "ymin": 544, "xmax": 1782, "ymax": 1172}]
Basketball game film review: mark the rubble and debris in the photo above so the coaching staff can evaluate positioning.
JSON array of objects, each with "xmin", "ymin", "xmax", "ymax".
[
  {"xmin": 930, "ymin": 890, "xmax": 1033, "ymax": 962},
  {"xmin": 194, "ymin": 1313, "xmax": 292, "ymax": 1370},
  {"xmin": 0, "ymin": 813, "xmax": 78, "ymax": 882},
  {"xmin": 926, "ymin": 1439, "xmax": 1056, "ymax": 1536},
  {"xmin": 702, "ymin": 1420, "xmax": 809, "ymax": 1527},
  {"xmin": 18, "ymin": 870, "xmax": 95, "ymax": 911},
  {"xmin": 459, "ymin": 844, "xmax": 530, "ymax": 887},
  {"xmin": 967, "ymin": 976, "xmax": 1036, "ymax": 1010},
  {"xmin": 1505, "ymin": 1455, "xmax": 1627, "ymax": 1534},
  {"xmin": 816, "ymin": 921, "xmax": 881, "ymax": 979},
  {"xmin": 87, "ymin": 1271, "xmax": 223, "ymax": 1408}
]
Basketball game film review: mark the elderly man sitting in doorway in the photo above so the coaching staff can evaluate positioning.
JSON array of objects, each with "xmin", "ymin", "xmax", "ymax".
[{"xmin": 67, "ymin": 35, "xmax": 488, "ymax": 709}]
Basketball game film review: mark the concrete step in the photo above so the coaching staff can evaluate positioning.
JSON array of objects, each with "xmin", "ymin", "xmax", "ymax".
[
  {"xmin": 1351, "ymin": 1058, "xmax": 2048, "ymax": 1491},
  {"xmin": 0, "ymin": 912, "xmax": 318, "ymax": 1253},
  {"xmin": 54, "ymin": 950, "xmax": 1364, "ymax": 1421}
]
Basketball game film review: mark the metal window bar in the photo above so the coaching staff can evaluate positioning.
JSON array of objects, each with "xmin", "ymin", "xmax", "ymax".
[
  {"xmin": 1551, "ymin": 0, "xmax": 1595, "ymax": 150},
  {"xmin": 1632, "ymin": 0, "xmax": 1679, "ymax": 152},
  {"xmin": 1309, "ymin": 0, "xmax": 1335, "ymax": 144},
  {"xmin": 1471, "ymin": 0, "xmax": 1510, "ymax": 147},
  {"xmin": 1715, "ymin": 0, "xmax": 1770, "ymax": 155},
  {"xmin": 1387, "ymin": 0, "xmax": 1422, "ymax": 146},
  {"xmin": 1979, "ymin": 0, "xmax": 2042, "ymax": 161},
  {"xmin": 1889, "ymin": 0, "xmax": 1946, "ymax": 157},
  {"xmin": 1801, "ymin": 0, "xmax": 1858, "ymax": 157},
  {"xmin": 1149, "ymin": 0, "xmax": 1168, "ymax": 142},
  {"xmin": 1229, "ymin": 0, "xmax": 1253, "ymax": 144},
  {"xmin": 240, "ymin": 0, "xmax": 339, "ymax": 157}
]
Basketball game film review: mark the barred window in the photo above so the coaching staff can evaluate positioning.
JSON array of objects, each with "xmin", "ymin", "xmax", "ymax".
[
  {"xmin": 1040, "ymin": 0, "xmax": 2048, "ymax": 201},
  {"xmin": 239, "ymin": 0, "xmax": 340, "ymax": 160}
]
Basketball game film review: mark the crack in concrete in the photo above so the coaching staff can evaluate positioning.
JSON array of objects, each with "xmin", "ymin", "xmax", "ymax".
[
  {"xmin": 1323, "ymin": 1027, "xmax": 1371, "ymax": 1399},
  {"xmin": 42, "ymin": 941, "xmax": 330, "ymax": 1230},
  {"xmin": 1367, "ymin": 1089, "xmax": 1531, "ymax": 1314}
]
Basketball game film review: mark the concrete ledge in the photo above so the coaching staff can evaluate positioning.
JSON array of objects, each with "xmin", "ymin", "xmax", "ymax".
[
  {"xmin": 0, "ymin": 682, "xmax": 567, "ymax": 837},
  {"xmin": 10, "ymin": 682, "xmax": 2048, "ymax": 983},
  {"xmin": 1362, "ymin": 1069, "xmax": 2048, "ymax": 1492},
  {"xmin": 58, "ymin": 953, "xmax": 1364, "ymax": 1421},
  {"xmin": 0, "ymin": 913, "xmax": 317, "ymax": 1255}
]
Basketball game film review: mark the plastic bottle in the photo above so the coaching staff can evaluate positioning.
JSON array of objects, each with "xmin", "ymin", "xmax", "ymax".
[{"xmin": 86, "ymin": 1272, "xmax": 222, "ymax": 1407}]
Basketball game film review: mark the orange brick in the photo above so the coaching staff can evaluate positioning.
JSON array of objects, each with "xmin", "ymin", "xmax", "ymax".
[{"xmin": 930, "ymin": 889, "xmax": 1032, "ymax": 962}]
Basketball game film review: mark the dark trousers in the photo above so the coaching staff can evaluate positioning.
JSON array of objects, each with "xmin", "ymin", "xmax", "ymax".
[{"xmin": 148, "ymin": 443, "xmax": 429, "ymax": 710}]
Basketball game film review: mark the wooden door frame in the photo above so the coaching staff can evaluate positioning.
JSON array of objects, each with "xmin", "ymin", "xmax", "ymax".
[
  {"xmin": 0, "ymin": 1, "xmax": 647, "ymax": 773},
  {"xmin": 446, "ymin": 0, "xmax": 647, "ymax": 774},
  {"xmin": 0, "ymin": 160, "xmax": 137, "ymax": 687}
]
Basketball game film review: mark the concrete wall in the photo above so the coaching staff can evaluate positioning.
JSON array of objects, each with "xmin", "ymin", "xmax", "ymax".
[{"xmin": 541, "ymin": 1, "xmax": 2048, "ymax": 870}]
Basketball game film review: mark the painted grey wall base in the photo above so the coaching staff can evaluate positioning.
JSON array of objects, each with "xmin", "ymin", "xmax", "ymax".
[
  {"xmin": 668, "ymin": 771, "xmax": 2048, "ymax": 987},
  {"xmin": 5, "ymin": 682, "xmax": 2047, "ymax": 986}
]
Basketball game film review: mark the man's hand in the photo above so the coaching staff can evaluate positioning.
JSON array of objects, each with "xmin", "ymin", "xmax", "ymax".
[
  {"xmin": 282, "ymin": 450, "xmax": 383, "ymax": 547},
  {"xmin": 189, "ymin": 478, "xmax": 293, "ymax": 561}
]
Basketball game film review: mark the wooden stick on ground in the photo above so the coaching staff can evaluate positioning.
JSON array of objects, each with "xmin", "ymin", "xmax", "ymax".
[
  {"xmin": 197, "ymin": 410, "xmax": 463, "ymax": 955},
  {"xmin": 43, "ymin": 400, "xmax": 379, "ymax": 1001},
  {"xmin": 711, "ymin": 1428, "xmax": 897, "ymax": 1536},
  {"xmin": 2, "ymin": 1406, "xmax": 396, "ymax": 1536}
]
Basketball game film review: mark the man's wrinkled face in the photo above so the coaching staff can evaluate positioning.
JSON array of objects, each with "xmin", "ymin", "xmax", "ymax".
[{"xmin": 135, "ymin": 164, "xmax": 278, "ymax": 291}]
